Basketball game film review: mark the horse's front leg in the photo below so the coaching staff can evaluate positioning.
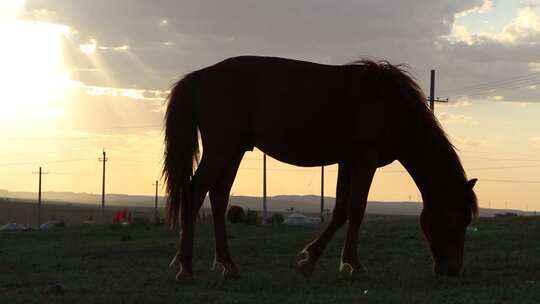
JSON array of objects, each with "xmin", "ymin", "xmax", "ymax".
[
  {"xmin": 294, "ymin": 162, "xmax": 351, "ymax": 277},
  {"xmin": 340, "ymin": 157, "xmax": 376, "ymax": 276},
  {"xmin": 209, "ymin": 153, "xmax": 243, "ymax": 279}
]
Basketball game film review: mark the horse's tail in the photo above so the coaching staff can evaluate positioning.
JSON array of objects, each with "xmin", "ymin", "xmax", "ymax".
[{"xmin": 163, "ymin": 72, "xmax": 200, "ymax": 230}]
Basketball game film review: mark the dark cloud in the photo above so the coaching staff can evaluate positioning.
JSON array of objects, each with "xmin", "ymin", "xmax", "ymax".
[
  {"xmin": 22, "ymin": 1, "xmax": 481, "ymax": 87},
  {"xmin": 22, "ymin": 0, "xmax": 540, "ymax": 102},
  {"xmin": 25, "ymin": 1, "xmax": 478, "ymax": 44}
]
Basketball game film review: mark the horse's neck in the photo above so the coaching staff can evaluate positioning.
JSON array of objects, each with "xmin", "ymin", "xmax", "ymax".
[{"xmin": 398, "ymin": 140, "xmax": 465, "ymax": 202}]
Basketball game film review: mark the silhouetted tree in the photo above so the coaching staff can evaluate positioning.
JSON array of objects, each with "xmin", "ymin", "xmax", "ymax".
[{"xmin": 227, "ymin": 205, "xmax": 245, "ymax": 224}]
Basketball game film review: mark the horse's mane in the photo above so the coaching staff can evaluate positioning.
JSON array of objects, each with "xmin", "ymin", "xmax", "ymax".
[{"xmin": 348, "ymin": 59, "xmax": 478, "ymax": 217}]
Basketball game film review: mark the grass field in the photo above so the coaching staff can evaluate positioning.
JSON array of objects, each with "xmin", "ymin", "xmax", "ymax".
[{"xmin": 1, "ymin": 215, "xmax": 540, "ymax": 303}]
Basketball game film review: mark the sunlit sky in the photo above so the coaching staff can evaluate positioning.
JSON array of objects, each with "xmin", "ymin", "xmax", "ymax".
[{"xmin": 0, "ymin": 0, "xmax": 539, "ymax": 211}]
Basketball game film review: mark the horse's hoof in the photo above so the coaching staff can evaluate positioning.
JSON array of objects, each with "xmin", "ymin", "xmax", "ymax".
[
  {"xmin": 175, "ymin": 270, "xmax": 194, "ymax": 282},
  {"xmin": 223, "ymin": 265, "xmax": 240, "ymax": 280},
  {"xmin": 339, "ymin": 261, "xmax": 368, "ymax": 277},
  {"xmin": 297, "ymin": 260, "xmax": 315, "ymax": 277},
  {"xmin": 173, "ymin": 261, "xmax": 194, "ymax": 282},
  {"xmin": 294, "ymin": 250, "xmax": 315, "ymax": 277},
  {"xmin": 213, "ymin": 261, "xmax": 240, "ymax": 280}
]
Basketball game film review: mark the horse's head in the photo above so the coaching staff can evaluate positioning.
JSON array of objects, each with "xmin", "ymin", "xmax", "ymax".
[{"xmin": 420, "ymin": 178, "xmax": 478, "ymax": 276}]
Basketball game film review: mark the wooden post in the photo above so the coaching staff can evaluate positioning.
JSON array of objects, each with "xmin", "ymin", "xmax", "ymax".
[
  {"xmin": 99, "ymin": 150, "xmax": 108, "ymax": 223},
  {"xmin": 429, "ymin": 69, "xmax": 435, "ymax": 112},
  {"xmin": 153, "ymin": 180, "xmax": 159, "ymax": 223},
  {"xmin": 320, "ymin": 166, "xmax": 324, "ymax": 223},
  {"xmin": 33, "ymin": 166, "xmax": 47, "ymax": 229},
  {"xmin": 263, "ymin": 153, "xmax": 267, "ymax": 223},
  {"xmin": 427, "ymin": 69, "xmax": 448, "ymax": 113},
  {"xmin": 38, "ymin": 166, "xmax": 42, "ymax": 229}
]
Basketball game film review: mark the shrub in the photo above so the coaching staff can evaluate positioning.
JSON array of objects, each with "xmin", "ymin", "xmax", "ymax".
[
  {"xmin": 132, "ymin": 216, "xmax": 151, "ymax": 227},
  {"xmin": 268, "ymin": 213, "xmax": 284, "ymax": 224},
  {"xmin": 153, "ymin": 216, "xmax": 164, "ymax": 226},
  {"xmin": 227, "ymin": 205, "xmax": 245, "ymax": 224},
  {"xmin": 244, "ymin": 209, "xmax": 261, "ymax": 226}
]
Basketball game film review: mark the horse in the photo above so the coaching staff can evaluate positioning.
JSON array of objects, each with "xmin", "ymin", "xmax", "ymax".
[{"xmin": 163, "ymin": 55, "xmax": 478, "ymax": 280}]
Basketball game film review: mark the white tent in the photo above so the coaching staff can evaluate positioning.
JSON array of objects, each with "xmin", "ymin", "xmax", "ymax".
[
  {"xmin": 39, "ymin": 220, "xmax": 65, "ymax": 230},
  {"xmin": 0, "ymin": 223, "xmax": 27, "ymax": 232},
  {"xmin": 283, "ymin": 213, "xmax": 320, "ymax": 225}
]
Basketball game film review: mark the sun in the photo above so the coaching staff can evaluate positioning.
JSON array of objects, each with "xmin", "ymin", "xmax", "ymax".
[{"xmin": 0, "ymin": 1, "xmax": 71, "ymax": 125}]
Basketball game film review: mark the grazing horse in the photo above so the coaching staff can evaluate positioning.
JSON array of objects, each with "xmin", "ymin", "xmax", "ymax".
[{"xmin": 163, "ymin": 56, "xmax": 478, "ymax": 280}]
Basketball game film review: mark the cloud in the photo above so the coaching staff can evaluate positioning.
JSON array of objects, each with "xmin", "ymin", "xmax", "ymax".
[
  {"xmin": 455, "ymin": 0, "xmax": 493, "ymax": 18},
  {"xmin": 20, "ymin": 1, "xmax": 540, "ymax": 104},
  {"xmin": 453, "ymin": 135, "xmax": 507, "ymax": 149},
  {"xmin": 81, "ymin": 84, "xmax": 167, "ymax": 102},
  {"xmin": 435, "ymin": 3, "xmax": 540, "ymax": 102},
  {"xmin": 53, "ymin": 85, "xmax": 163, "ymax": 135},
  {"xmin": 22, "ymin": 0, "xmax": 485, "ymax": 90},
  {"xmin": 437, "ymin": 112, "xmax": 477, "ymax": 124},
  {"xmin": 531, "ymin": 136, "xmax": 540, "ymax": 149},
  {"xmin": 449, "ymin": 5, "xmax": 540, "ymax": 44}
]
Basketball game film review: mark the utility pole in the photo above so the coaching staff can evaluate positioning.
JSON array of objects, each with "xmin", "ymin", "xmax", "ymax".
[
  {"xmin": 99, "ymin": 150, "xmax": 108, "ymax": 223},
  {"xmin": 320, "ymin": 166, "xmax": 324, "ymax": 224},
  {"xmin": 32, "ymin": 166, "xmax": 48, "ymax": 230},
  {"xmin": 428, "ymin": 69, "xmax": 448, "ymax": 113},
  {"xmin": 263, "ymin": 153, "xmax": 267, "ymax": 223},
  {"xmin": 153, "ymin": 180, "xmax": 159, "ymax": 224}
]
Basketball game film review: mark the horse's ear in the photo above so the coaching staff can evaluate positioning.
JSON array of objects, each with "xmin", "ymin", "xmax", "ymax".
[{"xmin": 467, "ymin": 178, "xmax": 478, "ymax": 188}]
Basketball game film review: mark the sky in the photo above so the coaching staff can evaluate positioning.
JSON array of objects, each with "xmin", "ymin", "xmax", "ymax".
[{"xmin": 0, "ymin": 0, "xmax": 539, "ymax": 211}]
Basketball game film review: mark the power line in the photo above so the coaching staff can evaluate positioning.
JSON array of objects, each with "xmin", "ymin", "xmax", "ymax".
[
  {"xmin": 440, "ymin": 72, "xmax": 540, "ymax": 94},
  {"xmin": 237, "ymin": 163, "xmax": 540, "ymax": 173},
  {"xmin": 3, "ymin": 156, "xmax": 538, "ymax": 173},
  {"xmin": 0, "ymin": 124, "xmax": 162, "ymax": 132},
  {"xmin": 467, "ymin": 164, "xmax": 540, "ymax": 171},
  {"xmin": 481, "ymin": 178, "xmax": 540, "ymax": 184},
  {"xmin": 459, "ymin": 149, "xmax": 540, "ymax": 158},
  {"xmin": 448, "ymin": 78, "xmax": 540, "ymax": 96},
  {"xmin": 440, "ymin": 72, "xmax": 540, "ymax": 99},
  {"xmin": 450, "ymin": 80, "xmax": 540, "ymax": 98},
  {"xmin": 463, "ymin": 156, "xmax": 540, "ymax": 162},
  {"xmin": 0, "ymin": 158, "xmax": 96, "ymax": 166}
]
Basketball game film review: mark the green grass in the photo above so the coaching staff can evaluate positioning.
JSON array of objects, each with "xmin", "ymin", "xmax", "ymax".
[{"xmin": 1, "ymin": 215, "xmax": 540, "ymax": 303}]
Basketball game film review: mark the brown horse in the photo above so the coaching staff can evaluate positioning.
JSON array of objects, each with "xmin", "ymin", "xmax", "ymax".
[{"xmin": 163, "ymin": 56, "xmax": 478, "ymax": 280}]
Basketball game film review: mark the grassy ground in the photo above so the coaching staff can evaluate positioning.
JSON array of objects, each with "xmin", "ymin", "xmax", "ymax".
[{"xmin": 1, "ymin": 215, "xmax": 540, "ymax": 303}]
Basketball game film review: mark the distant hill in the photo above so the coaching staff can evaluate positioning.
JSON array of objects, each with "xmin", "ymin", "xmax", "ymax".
[{"xmin": 0, "ymin": 190, "xmax": 532, "ymax": 217}]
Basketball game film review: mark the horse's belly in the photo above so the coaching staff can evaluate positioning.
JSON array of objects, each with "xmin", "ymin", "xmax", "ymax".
[
  {"xmin": 254, "ymin": 132, "xmax": 379, "ymax": 167},
  {"xmin": 255, "ymin": 141, "xmax": 342, "ymax": 166}
]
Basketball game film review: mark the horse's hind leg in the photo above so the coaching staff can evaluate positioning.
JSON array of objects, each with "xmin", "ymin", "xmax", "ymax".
[
  {"xmin": 295, "ymin": 162, "xmax": 351, "ymax": 277},
  {"xmin": 170, "ymin": 153, "xmax": 223, "ymax": 280},
  {"xmin": 340, "ymin": 156, "xmax": 376, "ymax": 276},
  {"xmin": 209, "ymin": 152, "xmax": 244, "ymax": 279}
]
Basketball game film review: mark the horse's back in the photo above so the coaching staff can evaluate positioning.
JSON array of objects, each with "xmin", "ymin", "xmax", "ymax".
[{"xmin": 195, "ymin": 56, "xmax": 395, "ymax": 166}]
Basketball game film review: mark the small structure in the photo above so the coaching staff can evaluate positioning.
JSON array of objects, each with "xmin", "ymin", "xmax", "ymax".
[
  {"xmin": 39, "ymin": 219, "xmax": 65, "ymax": 230},
  {"xmin": 113, "ymin": 209, "xmax": 133, "ymax": 224},
  {"xmin": 0, "ymin": 222, "xmax": 27, "ymax": 232},
  {"xmin": 82, "ymin": 216, "xmax": 96, "ymax": 225},
  {"xmin": 283, "ymin": 213, "xmax": 320, "ymax": 225},
  {"xmin": 495, "ymin": 212, "xmax": 518, "ymax": 217}
]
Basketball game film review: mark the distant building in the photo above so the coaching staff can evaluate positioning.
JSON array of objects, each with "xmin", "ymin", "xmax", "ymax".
[{"xmin": 283, "ymin": 213, "xmax": 320, "ymax": 225}]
